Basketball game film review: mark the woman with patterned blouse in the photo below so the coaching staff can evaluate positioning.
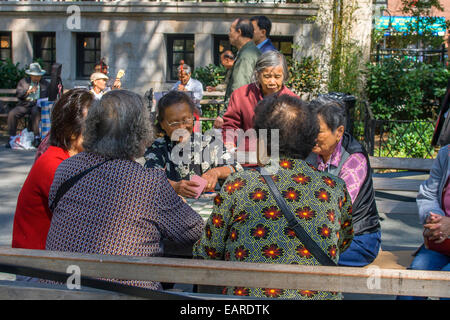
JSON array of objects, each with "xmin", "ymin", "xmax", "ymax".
[
  {"xmin": 45, "ymin": 90, "xmax": 204, "ymax": 290},
  {"xmin": 144, "ymin": 91, "xmax": 241, "ymax": 198},
  {"xmin": 193, "ymin": 94, "xmax": 354, "ymax": 299}
]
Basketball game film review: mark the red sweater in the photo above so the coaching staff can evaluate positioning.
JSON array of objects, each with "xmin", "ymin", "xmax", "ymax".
[
  {"xmin": 222, "ymin": 83, "xmax": 298, "ymax": 148},
  {"xmin": 12, "ymin": 146, "xmax": 70, "ymax": 249}
]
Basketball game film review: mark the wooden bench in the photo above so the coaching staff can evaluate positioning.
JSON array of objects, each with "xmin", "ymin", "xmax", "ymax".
[
  {"xmin": 0, "ymin": 247, "xmax": 448, "ymax": 299},
  {"xmin": 366, "ymin": 156, "xmax": 434, "ymax": 270},
  {"xmin": 0, "ymin": 89, "xmax": 18, "ymax": 113}
]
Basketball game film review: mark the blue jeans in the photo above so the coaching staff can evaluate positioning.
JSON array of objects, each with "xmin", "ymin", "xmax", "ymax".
[
  {"xmin": 338, "ymin": 231, "xmax": 381, "ymax": 267},
  {"xmin": 397, "ymin": 245, "xmax": 450, "ymax": 300}
]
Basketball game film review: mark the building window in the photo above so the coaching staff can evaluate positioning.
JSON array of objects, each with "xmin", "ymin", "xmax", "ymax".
[
  {"xmin": 0, "ymin": 32, "xmax": 12, "ymax": 63},
  {"xmin": 32, "ymin": 32, "xmax": 56, "ymax": 75},
  {"xmin": 167, "ymin": 34, "xmax": 194, "ymax": 81},
  {"xmin": 76, "ymin": 33, "xmax": 101, "ymax": 79},
  {"xmin": 271, "ymin": 36, "xmax": 294, "ymax": 59},
  {"xmin": 213, "ymin": 35, "xmax": 237, "ymax": 66}
]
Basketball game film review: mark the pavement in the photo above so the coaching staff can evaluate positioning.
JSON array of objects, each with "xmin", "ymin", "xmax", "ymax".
[{"xmin": 0, "ymin": 146, "xmax": 429, "ymax": 299}]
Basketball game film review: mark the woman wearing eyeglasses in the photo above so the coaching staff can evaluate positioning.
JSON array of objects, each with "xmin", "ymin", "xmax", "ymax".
[{"xmin": 144, "ymin": 91, "xmax": 241, "ymax": 198}]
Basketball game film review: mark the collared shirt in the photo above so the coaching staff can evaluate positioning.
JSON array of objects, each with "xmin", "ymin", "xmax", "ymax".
[
  {"xmin": 171, "ymin": 77, "xmax": 204, "ymax": 103},
  {"xmin": 315, "ymin": 139, "xmax": 368, "ymax": 203},
  {"xmin": 193, "ymin": 158, "xmax": 354, "ymax": 299},
  {"xmin": 256, "ymin": 38, "xmax": 270, "ymax": 51}
]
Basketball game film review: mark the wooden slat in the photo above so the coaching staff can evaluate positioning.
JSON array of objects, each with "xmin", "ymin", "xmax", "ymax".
[
  {"xmin": 200, "ymin": 99, "xmax": 223, "ymax": 105},
  {"xmin": 0, "ymin": 97, "xmax": 18, "ymax": 102},
  {"xmin": 369, "ymin": 156, "xmax": 434, "ymax": 172},
  {"xmin": 0, "ymin": 247, "xmax": 448, "ymax": 297},
  {"xmin": 0, "ymin": 281, "xmax": 143, "ymax": 300},
  {"xmin": 0, "ymin": 89, "xmax": 16, "ymax": 94},
  {"xmin": 202, "ymin": 91, "xmax": 225, "ymax": 97},
  {"xmin": 373, "ymin": 177, "xmax": 423, "ymax": 192}
]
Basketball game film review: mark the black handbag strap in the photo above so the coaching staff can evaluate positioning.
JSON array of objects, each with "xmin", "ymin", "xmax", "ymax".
[
  {"xmin": 0, "ymin": 262, "xmax": 198, "ymax": 300},
  {"xmin": 257, "ymin": 168, "xmax": 337, "ymax": 266},
  {"xmin": 49, "ymin": 159, "xmax": 111, "ymax": 212}
]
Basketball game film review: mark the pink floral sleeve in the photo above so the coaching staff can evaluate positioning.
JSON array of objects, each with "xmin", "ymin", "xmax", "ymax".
[{"xmin": 339, "ymin": 153, "xmax": 368, "ymax": 204}]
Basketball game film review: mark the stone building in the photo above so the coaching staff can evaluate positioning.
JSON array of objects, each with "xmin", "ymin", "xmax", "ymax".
[{"xmin": 0, "ymin": 1, "xmax": 327, "ymax": 95}]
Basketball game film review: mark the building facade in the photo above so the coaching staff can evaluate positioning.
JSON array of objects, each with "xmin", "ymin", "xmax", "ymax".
[{"xmin": 0, "ymin": 1, "xmax": 323, "ymax": 95}]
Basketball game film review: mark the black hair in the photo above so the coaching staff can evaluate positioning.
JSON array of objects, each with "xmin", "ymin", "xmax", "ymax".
[
  {"xmin": 309, "ymin": 97, "xmax": 347, "ymax": 132},
  {"xmin": 253, "ymin": 94, "xmax": 319, "ymax": 159},
  {"xmin": 49, "ymin": 88, "xmax": 94, "ymax": 151},
  {"xmin": 250, "ymin": 15, "xmax": 272, "ymax": 37},
  {"xmin": 155, "ymin": 91, "xmax": 196, "ymax": 134},
  {"xmin": 235, "ymin": 18, "xmax": 254, "ymax": 39}
]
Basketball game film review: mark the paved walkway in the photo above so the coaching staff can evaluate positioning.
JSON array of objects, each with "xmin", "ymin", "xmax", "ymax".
[{"xmin": 0, "ymin": 146, "xmax": 428, "ymax": 298}]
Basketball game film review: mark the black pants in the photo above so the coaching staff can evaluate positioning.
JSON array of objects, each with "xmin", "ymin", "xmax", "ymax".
[{"xmin": 7, "ymin": 103, "xmax": 40, "ymax": 137}]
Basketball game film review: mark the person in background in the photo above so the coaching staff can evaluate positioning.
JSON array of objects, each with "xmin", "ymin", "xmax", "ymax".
[
  {"xmin": 193, "ymin": 94, "xmax": 353, "ymax": 299},
  {"xmin": 306, "ymin": 97, "xmax": 381, "ymax": 267},
  {"xmin": 89, "ymin": 72, "xmax": 109, "ymax": 100},
  {"xmin": 206, "ymin": 50, "xmax": 235, "ymax": 92},
  {"xmin": 93, "ymin": 60, "xmax": 122, "ymax": 90},
  {"xmin": 12, "ymin": 89, "xmax": 94, "ymax": 250},
  {"xmin": 250, "ymin": 15, "xmax": 277, "ymax": 53},
  {"xmin": 7, "ymin": 62, "xmax": 49, "ymax": 148},
  {"xmin": 215, "ymin": 18, "xmax": 261, "ymax": 129},
  {"xmin": 222, "ymin": 50, "xmax": 297, "ymax": 161},
  {"xmin": 45, "ymin": 90, "xmax": 204, "ymax": 290},
  {"xmin": 144, "ymin": 91, "xmax": 241, "ymax": 198},
  {"xmin": 397, "ymin": 144, "xmax": 450, "ymax": 300},
  {"xmin": 171, "ymin": 63, "xmax": 204, "ymax": 112}
]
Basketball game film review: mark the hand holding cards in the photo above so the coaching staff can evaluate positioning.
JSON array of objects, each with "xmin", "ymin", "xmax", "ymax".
[{"xmin": 190, "ymin": 175, "xmax": 208, "ymax": 199}]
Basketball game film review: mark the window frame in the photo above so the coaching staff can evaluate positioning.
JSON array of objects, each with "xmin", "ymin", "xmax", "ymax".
[
  {"xmin": 166, "ymin": 34, "xmax": 195, "ymax": 82},
  {"xmin": 32, "ymin": 32, "xmax": 56, "ymax": 76},
  {"xmin": 76, "ymin": 32, "xmax": 101, "ymax": 80},
  {"xmin": 0, "ymin": 31, "xmax": 12, "ymax": 63}
]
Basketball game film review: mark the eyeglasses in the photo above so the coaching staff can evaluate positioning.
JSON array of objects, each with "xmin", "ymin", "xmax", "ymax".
[{"xmin": 165, "ymin": 118, "xmax": 194, "ymax": 128}]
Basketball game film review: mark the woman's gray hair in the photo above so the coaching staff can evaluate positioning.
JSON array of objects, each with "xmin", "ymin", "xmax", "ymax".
[
  {"xmin": 83, "ymin": 90, "xmax": 154, "ymax": 160},
  {"xmin": 252, "ymin": 50, "xmax": 289, "ymax": 83},
  {"xmin": 309, "ymin": 96, "xmax": 347, "ymax": 132},
  {"xmin": 177, "ymin": 64, "xmax": 192, "ymax": 74}
]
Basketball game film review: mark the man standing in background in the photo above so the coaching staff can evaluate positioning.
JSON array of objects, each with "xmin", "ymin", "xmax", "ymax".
[
  {"xmin": 215, "ymin": 18, "xmax": 260, "ymax": 129},
  {"xmin": 250, "ymin": 16, "xmax": 277, "ymax": 54}
]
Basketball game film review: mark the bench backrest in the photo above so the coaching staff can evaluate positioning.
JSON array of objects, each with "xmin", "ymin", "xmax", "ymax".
[{"xmin": 0, "ymin": 247, "xmax": 448, "ymax": 298}]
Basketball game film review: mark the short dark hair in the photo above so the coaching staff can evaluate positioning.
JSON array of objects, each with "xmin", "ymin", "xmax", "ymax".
[
  {"xmin": 83, "ymin": 90, "xmax": 153, "ymax": 160},
  {"xmin": 309, "ymin": 97, "xmax": 347, "ymax": 132},
  {"xmin": 250, "ymin": 15, "xmax": 272, "ymax": 37},
  {"xmin": 49, "ymin": 88, "xmax": 94, "ymax": 151},
  {"xmin": 235, "ymin": 18, "xmax": 254, "ymax": 39},
  {"xmin": 155, "ymin": 90, "xmax": 196, "ymax": 135},
  {"xmin": 253, "ymin": 94, "xmax": 319, "ymax": 159}
]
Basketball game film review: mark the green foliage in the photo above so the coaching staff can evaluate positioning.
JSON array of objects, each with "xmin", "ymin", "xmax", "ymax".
[
  {"xmin": 365, "ymin": 58, "xmax": 448, "ymax": 120},
  {"xmin": 285, "ymin": 56, "xmax": 322, "ymax": 97},
  {"xmin": 192, "ymin": 64, "xmax": 227, "ymax": 88},
  {"xmin": 0, "ymin": 59, "xmax": 26, "ymax": 89},
  {"xmin": 374, "ymin": 121, "xmax": 436, "ymax": 158}
]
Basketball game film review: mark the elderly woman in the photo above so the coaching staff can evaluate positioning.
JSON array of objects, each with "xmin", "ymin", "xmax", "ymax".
[
  {"xmin": 12, "ymin": 89, "xmax": 93, "ymax": 250},
  {"xmin": 193, "ymin": 94, "xmax": 354, "ymax": 299},
  {"xmin": 397, "ymin": 145, "xmax": 450, "ymax": 300},
  {"xmin": 144, "ymin": 90, "xmax": 241, "ymax": 198},
  {"xmin": 45, "ymin": 90, "xmax": 204, "ymax": 290},
  {"xmin": 306, "ymin": 97, "xmax": 381, "ymax": 267},
  {"xmin": 222, "ymin": 50, "xmax": 297, "ymax": 154}
]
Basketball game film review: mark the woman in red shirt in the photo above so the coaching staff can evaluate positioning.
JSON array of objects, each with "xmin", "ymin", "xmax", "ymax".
[{"xmin": 12, "ymin": 88, "xmax": 94, "ymax": 249}]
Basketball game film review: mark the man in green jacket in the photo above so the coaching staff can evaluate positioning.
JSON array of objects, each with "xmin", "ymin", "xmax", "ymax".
[{"xmin": 214, "ymin": 18, "xmax": 261, "ymax": 129}]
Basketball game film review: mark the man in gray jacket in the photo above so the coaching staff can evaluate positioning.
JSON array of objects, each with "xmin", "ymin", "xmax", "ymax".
[{"xmin": 214, "ymin": 18, "xmax": 261, "ymax": 129}]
